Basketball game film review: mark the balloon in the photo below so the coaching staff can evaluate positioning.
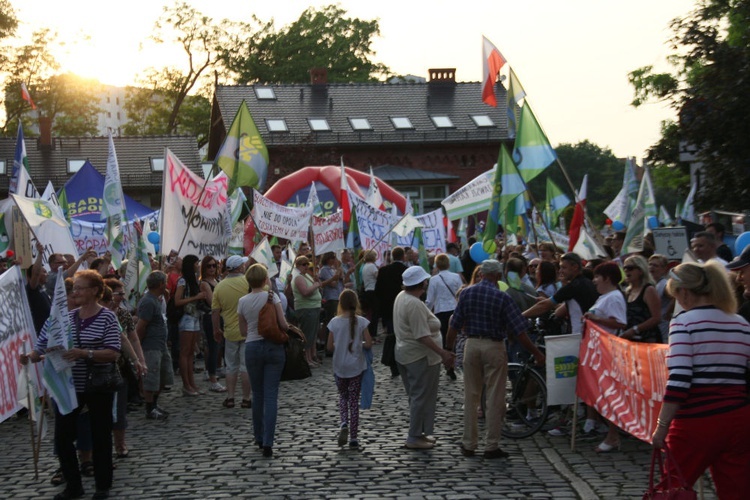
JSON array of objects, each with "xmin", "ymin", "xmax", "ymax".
[
  {"xmin": 647, "ymin": 216, "xmax": 659, "ymax": 230},
  {"xmin": 735, "ymin": 231, "xmax": 750, "ymax": 255},
  {"xmin": 605, "ymin": 218, "xmax": 612, "ymax": 226},
  {"xmin": 482, "ymin": 239, "xmax": 497, "ymax": 255},
  {"xmin": 611, "ymin": 220, "xmax": 625, "ymax": 231},
  {"xmin": 470, "ymin": 242, "xmax": 490, "ymax": 263},
  {"xmin": 147, "ymin": 232, "xmax": 160, "ymax": 244}
]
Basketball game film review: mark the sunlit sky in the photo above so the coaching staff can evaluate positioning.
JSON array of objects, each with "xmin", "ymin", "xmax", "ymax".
[{"xmin": 17, "ymin": 0, "xmax": 694, "ymax": 160}]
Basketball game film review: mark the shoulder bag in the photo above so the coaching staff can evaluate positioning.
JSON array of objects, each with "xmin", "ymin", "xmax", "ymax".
[
  {"xmin": 74, "ymin": 311, "xmax": 124, "ymax": 393},
  {"xmin": 642, "ymin": 448, "xmax": 697, "ymax": 500},
  {"xmin": 258, "ymin": 291, "xmax": 289, "ymax": 344},
  {"xmin": 281, "ymin": 325, "xmax": 311, "ymax": 381}
]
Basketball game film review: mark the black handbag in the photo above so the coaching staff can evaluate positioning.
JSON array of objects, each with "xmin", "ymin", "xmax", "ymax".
[
  {"xmin": 281, "ymin": 326, "xmax": 311, "ymax": 381},
  {"xmin": 74, "ymin": 311, "xmax": 124, "ymax": 393}
]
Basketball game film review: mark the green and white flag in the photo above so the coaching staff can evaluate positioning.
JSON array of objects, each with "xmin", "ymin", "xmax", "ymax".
[
  {"xmin": 101, "ymin": 133, "xmax": 128, "ymax": 269},
  {"xmin": 512, "ymin": 102, "xmax": 556, "ymax": 183},
  {"xmin": 623, "ymin": 166, "xmax": 657, "ymax": 253}
]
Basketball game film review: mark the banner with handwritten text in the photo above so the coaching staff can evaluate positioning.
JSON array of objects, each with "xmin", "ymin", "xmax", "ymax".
[
  {"xmin": 351, "ymin": 196, "xmax": 392, "ymax": 265},
  {"xmin": 393, "ymin": 208, "xmax": 447, "ymax": 255},
  {"xmin": 312, "ymin": 210, "xmax": 345, "ymax": 255},
  {"xmin": 252, "ymin": 190, "xmax": 312, "ymax": 243}
]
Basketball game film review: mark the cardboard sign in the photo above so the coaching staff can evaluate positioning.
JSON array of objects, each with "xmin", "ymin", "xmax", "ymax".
[{"xmin": 652, "ymin": 227, "xmax": 689, "ymax": 261}]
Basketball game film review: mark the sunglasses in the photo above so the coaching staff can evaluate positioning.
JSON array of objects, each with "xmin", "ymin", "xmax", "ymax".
[
  {"xmin": 206, "ymin": 263, "xmax": 217, "ymax": 268},
  {"xmin": 623, "ymin": 265, "xmax": 637, "ymax": 271}
]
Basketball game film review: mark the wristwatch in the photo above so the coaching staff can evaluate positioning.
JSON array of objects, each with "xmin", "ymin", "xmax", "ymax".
[{"xmin": 88, "ymin": 349, "xmax": 94, "ymax": 360}]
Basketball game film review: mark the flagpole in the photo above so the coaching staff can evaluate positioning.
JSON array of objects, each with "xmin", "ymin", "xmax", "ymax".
[
  {"xmin": 554, "ymin": 158, "xmax": 607, "ymax": 248},
  {"xmin": 22, "ymin": 347, "xmax": 40, "ymax": 479},
  {"xmin": 360, "ymin": 213, "xmax": 411, "ymax": 259}
]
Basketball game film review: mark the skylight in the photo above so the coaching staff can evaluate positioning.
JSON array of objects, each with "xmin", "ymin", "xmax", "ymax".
[
  {"xmin": 266, "ymin": 119, "xmax": 289, "ymax": 132},
  {"xmin": 431, "ymin": 116, "xmax": 454, "ymax": 128},
  {"xmin": 349, "ymin": 118, "xmax": 372, "ymax": 131},
  {"xmin": 255, "ymin": 87, "xmax": 276, "ymax": 100},
  {"xmin": 390, "ymin": 117, "xmax": 414, "ymax": 129},
  {"xmin": 471, "ymin": 114, "xmax": 495, "ymax": 127},
  {"xmin": 308, "ymin": 118, "xmax": 331, "ymax": 131}
]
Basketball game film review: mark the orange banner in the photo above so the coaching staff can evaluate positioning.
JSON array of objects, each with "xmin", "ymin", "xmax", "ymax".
[{"xmin": 576, "ymin": 320, "xmax": 669, "ymax": 443}]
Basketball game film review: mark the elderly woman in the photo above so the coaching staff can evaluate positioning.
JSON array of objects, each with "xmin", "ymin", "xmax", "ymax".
[
  {"xmin": 652, "ymin": 262, "xmax": 750, "ymax": 497},
  {"xmin": 622, "ymin": 255, "xmax": 661, "ymax": 343},
  {"xmin": 238, "ymin": 264, "xmax": 289, "ymax": 458},
  {"xmin": 393, "ymin": 266, "xmax": 454, "ymax": 450},
  {"xmin": 291, "ymin": 255, "xmax": 323, "ymax": 367},
  {"xmin": 21, "ymin": 270, "xmax": 121, "ymax": 500}
]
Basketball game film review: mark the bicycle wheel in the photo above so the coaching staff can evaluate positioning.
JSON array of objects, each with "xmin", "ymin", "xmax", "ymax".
[{"xmin": 502, "ymin": 363, "xmax": 549, "ymax": 439}]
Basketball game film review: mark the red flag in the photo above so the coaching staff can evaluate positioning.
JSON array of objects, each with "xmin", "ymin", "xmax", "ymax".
[
  {"xmin": 482, "ymin": 36, "xmax": 507, "ymax": 107},
  {"xmin": 446, "ymin": 217, "xmax": 457, "ymax": 243},
  {"xmin": 20, "ymin": 83, "xmax": 36, "ymax": 110},
  {"xmin": 340, "ymin": 159, "xmax": 350, "ymax": 224},
  {"xmin": 568, "ymin": 175, "xmax": 588, "ymax": 250}
]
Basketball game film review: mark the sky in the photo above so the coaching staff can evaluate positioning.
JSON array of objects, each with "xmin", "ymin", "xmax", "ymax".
[{"xmin": 15, "ymin": 0, "xmax": 695, "ymax": 161}]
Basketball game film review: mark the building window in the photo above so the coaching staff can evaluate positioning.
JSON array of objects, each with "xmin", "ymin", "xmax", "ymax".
[
  {"xmin": 431, "ymin": 116, "xmax": 454, "ymax": 128},
  {"xmin": 266, "ymin": 119, "xmax": 288, "ymax": 132},
  {"xmin": 67, "ymin": 159, "xmax": 86, "ymax": 173},
  {"xmin": 400, "ymin": 185, "xmax": 449, "ymax": 214},
  {"xmin": 106, "ymin": 97, "xmax": 110, "ymax": 103},
  {"xmin": 117, "ymin": 112, "xmax": 121, "ymax": 120},
  {"xmin": 107, "ymin": 112, "xmax": 111, "ymax": 118},
  {"xmin": 255, "ymin": 87, "xmax": 276, "ymax": 100},
  {"xmin": 116, "ymin": 97, "xmax": 120, "ymax": 105},
  {"xmin": 308, "ymin": 118, "xmax": 331, "ymax": 132},
  {"xmin": 470, "ymin": 114, "xmax": 495, "ymax": 127},
  {"xmin": 390, "ymin": 117, "xmax": 414, "ymax": 129},
  {"xmin": 150, "ymin": 158, "xmax": 164, "ymax": 172},
  {"xmin": 349, "ymin": 118, "xmax": 372, "ymax": 131},
  {"xmin": 0, "ymin": 160, "xmax": 5, "ymax": 174}
]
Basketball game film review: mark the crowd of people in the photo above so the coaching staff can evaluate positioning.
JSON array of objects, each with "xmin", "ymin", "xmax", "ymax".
[{"xmin": 11, "ymin": 216, "xmax": 750, "ymax": 499}]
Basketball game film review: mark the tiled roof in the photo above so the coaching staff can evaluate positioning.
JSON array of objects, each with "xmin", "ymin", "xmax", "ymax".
[
  {"xmin": 372, "ymin": 164, "xmax": 460, "ymax": 183},
  {"xmin": 212, "ymin": 81, "xmax": 509, "ymax": 148},
  {"xmin": 0, "ymin": 135, "xmax": 201, "ymax": 191}
]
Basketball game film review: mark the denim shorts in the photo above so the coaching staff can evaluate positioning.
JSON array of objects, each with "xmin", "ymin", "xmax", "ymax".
[{"xmin": 178, "ymin": 313, "xmax": 201, "ymax": 332}]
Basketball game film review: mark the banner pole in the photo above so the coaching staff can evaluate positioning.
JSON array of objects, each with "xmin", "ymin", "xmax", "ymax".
[{"xmin": 22, "ymin": 347, "xmax": 39, "ymax": 479}]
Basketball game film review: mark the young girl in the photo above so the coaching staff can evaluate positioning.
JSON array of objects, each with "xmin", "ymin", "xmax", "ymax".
[{"xmin": 326, "ymin": 289, "xmax": 373, "ymax": 449}]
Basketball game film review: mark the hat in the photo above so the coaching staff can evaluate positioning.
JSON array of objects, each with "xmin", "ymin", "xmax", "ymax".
[
  {"xmin": 560, "ymin": 252, "xmax": 583, "ymax": 268},
  {"xmin": 225, "ymin": 255, "xmax": 249, "ymax": 271},
  {"xmin": 402, "ymin": 266, "xmax": 431, "ymax": 287},
  {"xmin": 726, "ymin": 246, "xmax": 750, "ymax": 271},
  {"xmin": 480, "ymin": 259, "xmax": 503, "ymax": 275}
]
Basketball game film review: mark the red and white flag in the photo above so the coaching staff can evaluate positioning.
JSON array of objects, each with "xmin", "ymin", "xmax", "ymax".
[
  {"xmin": 340, "ymin": 158, "xmax": 350, "ymax": 224},
  {"xmin": 365, "ymin": 167, "xmax": 384, "ymax": 210},
  {"xmin": 568, "ymin": 174, "xmax": 588, "ymax": 251},
  {"xmin": 482, "ymin": 36, "xmax": 507, "ymax": 107},
  {"xmin": 20, "ymin": 83, "xmax": 36, "ymax": 110}
]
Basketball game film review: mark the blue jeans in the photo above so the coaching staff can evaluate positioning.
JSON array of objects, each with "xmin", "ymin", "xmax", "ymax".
[{"xmin": 245, "ymin": 340, "xmax": 285, "ymax": 447}]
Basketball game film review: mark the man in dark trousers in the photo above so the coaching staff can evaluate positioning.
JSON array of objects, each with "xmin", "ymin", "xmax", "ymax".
[{"xmin": 375, "ymin": 246, "xmax": 408, "ymax": 377}]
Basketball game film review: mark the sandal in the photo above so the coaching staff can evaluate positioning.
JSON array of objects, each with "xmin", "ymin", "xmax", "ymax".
[
  {"xmin": 222, "ymin": 398, "xmax": 235, "ymax": 408},
  {"xmin": 50, "ymin": 468, "xmax": 65, "ymax": 486},
  {"xmin": 241, "ymin": 399, "xmax": 252, "ymax": 409},
  {"xmin": 80, "ymin": 461, "xmax": 95, "ymax": 477}
]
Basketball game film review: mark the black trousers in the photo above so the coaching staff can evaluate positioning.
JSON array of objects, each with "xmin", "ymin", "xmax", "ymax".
[{"xmin": 55, "ymin": 391, "xmax": 114, "ymax": 492}]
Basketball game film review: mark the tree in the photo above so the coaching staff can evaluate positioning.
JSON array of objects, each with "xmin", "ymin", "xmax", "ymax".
[
  {"xmin": 628, "ymin": 0, "xmax": 750, "ymax": 211},
  {"xmin": 123, "ymin": 2, "xmax": 221, "ymax": 145},
  {"xmin": 2, "ymin": 29, "xmax": 101, "ymax": 136},
  {"xmin": 221, "ymin": 4, "xmax": 390, "ymax": 84}
]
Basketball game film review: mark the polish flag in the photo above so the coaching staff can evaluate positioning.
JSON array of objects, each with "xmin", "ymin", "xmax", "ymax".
[
  {"xmin": 568, "ymin": 175, "xmax": 588, "ymax": 251},
  {"xmin": 20, "ymin": 83, "xmax": 36, "ymax": 110},
  {"xmin": 482, "ymin": 36, "xmax": 507, "ymax": 107},
  {"xmin": 340, "ymin": 158, "xmax": 350, "ymax": 224}
]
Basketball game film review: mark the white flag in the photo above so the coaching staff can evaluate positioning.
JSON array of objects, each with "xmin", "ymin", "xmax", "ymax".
[{"xmin": 251, "ymin": 237, "xmax": 277, "ymax": 278}]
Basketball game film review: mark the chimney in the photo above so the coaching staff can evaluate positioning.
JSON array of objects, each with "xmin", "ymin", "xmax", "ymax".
[
  {"xmin": 309, "ymin": 68, "xmax": 328, "ymax": 85},
  {"xmin": 429, "ymin": 68, "xmax": 456, "ymax": 83},
  {"xmin": 39, "ymin": 116, "xmax": 53, "ymax": 151}
]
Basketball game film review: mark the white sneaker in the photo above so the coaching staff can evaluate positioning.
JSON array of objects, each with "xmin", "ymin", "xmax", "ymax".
[
  {"xmin": 583, "ymin": 419, "xmax": 597, "ymax": 434},
  {"xmin": 547, "ymin": 427, "xmax": 569, "ymax": 436},
  {"xmin": 209, "ymin": 382, "xmax": 227, "ymax": 393}
]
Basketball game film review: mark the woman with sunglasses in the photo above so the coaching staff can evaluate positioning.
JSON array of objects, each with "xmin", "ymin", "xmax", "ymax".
[
  {"xmin": 292, "ymin": 255, "xmax": 323, "ymax": 367},
  {"xmin": 174, "ymin": 254, "xmax": 206, "ymax": 396},
  {"xmin": 200, "ymin": 256, "xmax": 226, "ymax": 392},
  {"xmin": 652, "ymin": 262, "xmax": 750, "ymax": 498},
  {"xmin": 621, "ymin": 255, "xmax": 661, "ymax": 343}
]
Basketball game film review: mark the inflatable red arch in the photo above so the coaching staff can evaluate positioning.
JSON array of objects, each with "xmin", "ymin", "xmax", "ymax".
[{"xmin": 245, "ymin": 165, "xmax": 407, "ymax": 249}]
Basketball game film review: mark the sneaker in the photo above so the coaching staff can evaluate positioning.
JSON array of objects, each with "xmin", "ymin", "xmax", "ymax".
[
  {"xmin": 209, "ymin": 382, "xmax": 227, "ymax": 393},
  {"xmin": 146, "ymin": 408, "xmax": 168, "ymax": 421},
  {"xmin": 338, "ymin": 425, "xmax": 349, "ymax": 447},
  {"xmin": 349, "ymin": 440, "xmax": 360, "ymax": 450},
  {"xmin": 583, "ymin": 419, "xmax": 597, "ymax": 434},
  {"xmin": 405, "ymin": 437, "xmax": 434, "ymax": 450},
  {"xmin": 155, "ymin": 406, "xmax": 170, "ymax": 417},
  {"xmin": 547, "ymin": 426, "xmax": 569, "ymax": 436}
]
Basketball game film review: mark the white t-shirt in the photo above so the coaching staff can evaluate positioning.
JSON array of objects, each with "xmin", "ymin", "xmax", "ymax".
[
  {"xmin": 238, "ymin": 291, "xmax": 282, "ymax": 343},
  {"xmin": 362, "ymin": 263, "xmax": 378, "ymax": 291},
  {"xmin": 327, "ymin": 315, "xmax": 370, "ymax": 378},
  {"xmin": 589, "ymin": 289, "xmax": 627, "ymax": 335}
]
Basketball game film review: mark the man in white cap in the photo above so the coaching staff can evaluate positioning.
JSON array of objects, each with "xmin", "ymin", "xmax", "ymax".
[
  {"xmin": 212, "ymin": 255, "xmax": 252, "ymax": 409},
  {"xmin": 447, "ymin": 259, "xmax": 544, "ymax": 459},
  {"xmin": 727, "ymin": 246, "xmax": 750, "ymax": 322}
]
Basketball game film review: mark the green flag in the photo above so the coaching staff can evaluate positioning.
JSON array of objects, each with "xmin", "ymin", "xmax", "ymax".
[
  {"xmin": 215, "ymin": 100, "xmax": 269, "ymax": 194},
  {"xmin": 506, "ymin": 67, "xmax": 527, "ymax": 138},
  {"xmin": 623, "ymin": 166, "xmax": 658, "ymax": 253},
  {"xmin": 545, "ymin": 178, "xmax": 571, "ymax": 228},
  {"xmin": 415, "ymin": 227, "xmax": 430, "ymax": 273},
  {"xmin": 512, "ymin": 102, "xmax": 557, "ymax": 183}
]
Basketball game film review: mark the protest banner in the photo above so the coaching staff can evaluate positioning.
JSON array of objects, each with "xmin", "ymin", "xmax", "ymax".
[
  {"xmin": 545, "ymin": 333, "xmax": 581, "ymax": 406},
  {"xmin": 393, "ymin": 209, "xmax": 447, "ymax": 255},
  {"xmin": 0, "ymin": 267, "xmax": 43, "ymax": 423},
  {"xmin": 577, "ymin": 320, "xmax": 668, "ymax": 443},
  {"xmin": 351, "ymin": 196, "xmax": 392, "ymax": 265},
  {"xmin": 440, "ymin": 168, "xmax": 494, "ymax": 221},
  {"xmin": 252, "ymin": 190, "xmax": 312, "ymax": 243},
  {"xmin": 161, "ymin": 149, "xmax": 229, "ymax": 259},
  {"xmin": 652, "ymin": 227, "xmax": 689, "ymax": 261},
  {"xmin": 312, "ymin": 210, "xmax": 345, "ymax": 255}
]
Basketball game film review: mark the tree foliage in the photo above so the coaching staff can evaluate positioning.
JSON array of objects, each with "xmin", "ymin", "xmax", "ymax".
[
  {"xmin": 221, "ymin": 4, "xmax": 390, "ymax": 84},
  {"xmin": 1, "ymin": 29, "xmax": 101, "ymax": 136},
  {"xmin": 628, "ymin": 0, "xmax": 750, "ymax": 211},
  {"xmin": 122, "ymin": 1, "xmax": 220, "ymax": 145}
]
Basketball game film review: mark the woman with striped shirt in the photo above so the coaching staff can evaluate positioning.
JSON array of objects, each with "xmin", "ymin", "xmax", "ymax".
[{"xmin": 652, "ymin": 261, "xmax": 750, "ymax": 498}]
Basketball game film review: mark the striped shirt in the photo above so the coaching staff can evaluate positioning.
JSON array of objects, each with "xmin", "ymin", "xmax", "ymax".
[
  {"xmin": 665, "ymin": 306, "xmax": 750, "ymax": 418},
  {"xmin": 37, "ymin": 308, "xmax": 122, "ymax": 393}
]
